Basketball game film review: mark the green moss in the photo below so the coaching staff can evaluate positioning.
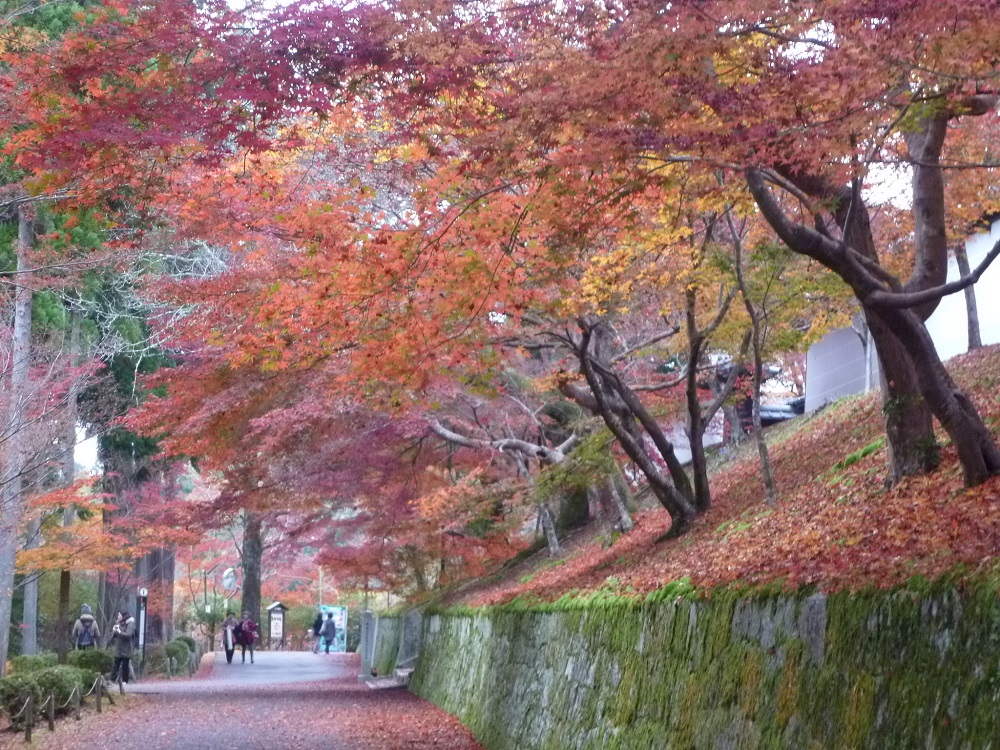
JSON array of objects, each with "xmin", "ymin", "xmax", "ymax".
[
  {"xmin": 841, "ymin": 673, "xmax": 876, "ymax": 749},
  {"xmin": 738, "ymin": 648, "xmax": 766, "ymax": 720},
  {"xmin": 413, "ymin": 577, "xmax": 1000, "ymax": 750},
  {"xmin": 776, "ymin": 640, "xmax": 804, "ymax": 728},
  {"xmin": 612, "ymin": 661, "xmax": 639, "ymax": 725}
]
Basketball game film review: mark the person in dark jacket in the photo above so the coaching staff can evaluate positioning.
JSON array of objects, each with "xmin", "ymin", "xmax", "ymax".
[
  {"xmin": 311, "ymin": 612, "xmax": 323, "ymax": 654},
  {"xmin": 320, "ymin": 612, "xmax": 337, "ymax": 654},
  {"xmin": 109, "ymin": 610, "xmax": 136, "ymax": 684},
  {"xmin": 71, "ymin": 603, "xmax": 101, "ymax": 650},
  {"xmin": 236, "ymin": 611, "xmax": 257, "ymax": 664}
]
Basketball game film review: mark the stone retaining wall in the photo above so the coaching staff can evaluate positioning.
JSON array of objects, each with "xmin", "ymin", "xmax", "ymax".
[{"xmin": 408, "ymin": 586, "xmax": 1000, "ymax": 749}]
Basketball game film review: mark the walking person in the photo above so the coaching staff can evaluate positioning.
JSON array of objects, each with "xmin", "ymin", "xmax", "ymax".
[
  {"xmin": 71, "ymin": 603, "xmax": 100, "ymax": 650},
  {"xmin": 222, "ymin": 611, "xmax": 238, "ymax": 664},
  {"xmin": 237, "ymin": 611, "xmax": 258, "ymax": 664},
  {"xmin": 311, "ymin": 611, "xmax": 324, "ymax": 654},
  {"xmin": 109, "ymin": 610, "xmax": 136, "ymax": 685},
  {"xmin": 320, "ymin": 612, "xmax": 337, "ymax": 654}
]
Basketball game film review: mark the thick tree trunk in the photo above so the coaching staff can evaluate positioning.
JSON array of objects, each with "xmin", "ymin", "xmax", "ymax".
[
  {"xmin": 21, "ymin": 522, "xmax": 40, "ymax": 655},
  {"xmin": 241, "ymin": 512, "xmax": 263, "ymax": 625},
  {"xmin": 873, "ymin": 303, "xmax": 1000, "ymax": 485},
  {"xmin": 752, "ymin": 168, "xmax": 938, "ymax": 486},
  {"xmin": 867, "ymin": 314, "xmax": 939, "ymax": 481},
  {"xmin": 747, "ymin": 167, "xmax": 1000, "ymax": 488},
  {"xmin": 0, "ymin": 210, "xmax": 34, "ymax": 673},
  {"xmin": 954, "ymin": 245, "xmax": 982, "ymax": 351}
]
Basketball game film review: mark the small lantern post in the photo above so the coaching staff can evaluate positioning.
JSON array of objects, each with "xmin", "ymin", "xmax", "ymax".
[{"xmin": 266, "ymin": 602, "xmax": 288, "ymax": 650}]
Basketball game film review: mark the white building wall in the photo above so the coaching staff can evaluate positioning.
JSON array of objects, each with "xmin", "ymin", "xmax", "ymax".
[
  {"xmin": 924, "ymin": 219, "xmax": 1000, "ymax": 358},
  {"xmin": 805, "ymin": 219, "xmax": 1000, "ymax": 411}
]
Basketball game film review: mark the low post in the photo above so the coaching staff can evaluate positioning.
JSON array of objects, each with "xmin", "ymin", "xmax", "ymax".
[
  {"xmin": 96, "ymin": 676, "xmax": 103, "ymax": 714},
  {"xmin": 25, "ymin": 695, "xmax": 33, "ymax": 743},
  {"xmin": 73, "ymin": 686, "xmax": 81, "ymax": 721},
  {"xmin": 359, "ymin": 611, "xmax": 375, "ymax": 682},
  {"xmin": 46, "ymin": 693, "xmax": 55, "ymax": 731}
]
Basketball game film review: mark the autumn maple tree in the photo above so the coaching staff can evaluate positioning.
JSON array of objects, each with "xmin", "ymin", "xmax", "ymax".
[{"xmin": 3, "ymin": 0, "xmax": 1000, "ymax": 667}]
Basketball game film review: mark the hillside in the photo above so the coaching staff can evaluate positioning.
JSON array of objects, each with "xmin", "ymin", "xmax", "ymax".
[{"xmin": 446, "ymin": 344, "xmax": 1000, "ymax": 606}]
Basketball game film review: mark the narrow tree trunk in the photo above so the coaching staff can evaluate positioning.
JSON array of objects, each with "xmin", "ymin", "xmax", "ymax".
[
  {"xmin": 0, "ymin": 209, "xmax": 34, "ymax": 673},
  {"xmin": 538, "ymin": 503, "xmax": 561, "ymax": 556},
  {"xmin": 56, "ymin": 571, "xmax": 70, "ymax": 664},
  {"xmin": 241, "ymin": 512, "xmax": 263, "ymax": 626},
  {"xmin": 610, "ymin": 463, "xmax": 634, "ymax": 513},
  {"xmin": 684, "ymin": 291, "xmax": 713, "ymax": 512},
  {"xmin": 748, "ymin": 329, "xmax": 777, "ymax": 502},
  {"xmin": 730, "ymin": 220, "xmax": 778, "ymax": 503},
  {"xmin": 56, "ymin": 310, "xmax": 80, "ymax": 665},
  {"xmin": 577, "ymin": 322, "xmax": 696, "ymax": 535},
  {"xmin": 603, "ymin": 477, "xmax": 634, "ymax": 532},
  {"xmin": 721, "ymin": 402, "xmax": 744, "ymax": 446},
  {"xmin": 954, "ymin": 245, "xmax": 982, "ymax": 351}
]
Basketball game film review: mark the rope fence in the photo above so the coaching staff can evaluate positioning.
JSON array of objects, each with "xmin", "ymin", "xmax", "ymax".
[
  {"xmin": 7, "ymin": 673, "xmax": 121, "ymax": 743},
  {"xmin": 4, "ymin": 649, "xmax": 201, "ymax": 742}
]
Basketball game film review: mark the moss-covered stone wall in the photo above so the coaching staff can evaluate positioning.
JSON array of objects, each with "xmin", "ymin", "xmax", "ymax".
[{"xmin": 410, "ymin": 586, "xmax": 1000, "ymax": 749}]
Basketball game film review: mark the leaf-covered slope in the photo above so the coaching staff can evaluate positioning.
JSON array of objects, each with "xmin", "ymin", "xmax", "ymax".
[{"xmin": 454, "ymin": 344, "xmax": 1000, "ymax": 606}]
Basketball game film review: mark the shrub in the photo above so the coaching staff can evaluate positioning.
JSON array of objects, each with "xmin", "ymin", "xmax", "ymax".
[
  {"xmin": 9, "ymin": 653, "xmax": 57, "ymax": 674},
  {"xmin": 0, "ymin": 673, "xmax": 43, "ymax": 728},
  {"xmin": 30, "ymin": 667, "xmax": 86, "ymax": 716},
  {"xmin": 143, "ymin": 644, "xmax": 170, "ymax": 675},
  {"xmin": 68, "ymin": 649, "xmax": 114, "ymax": 675},
  {"xmin": 173, "ymin": 635, "xmax": 197, "ymax": 654},
  {"xmin": 165, "ymin": 640, "xmax": 191, "ymax": 668}
]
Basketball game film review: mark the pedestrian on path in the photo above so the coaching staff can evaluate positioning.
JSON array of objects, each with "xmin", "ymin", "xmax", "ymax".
[
  {"xmin": 71, "ymin": 603, "xmax": 100, "ymax": 650},
  {"xmin": 237, "ymin": 611, "xmax": 258, "ymax": 664},
  {"xmin": 109, "ymin": 610, "xmax": 136, "ymax": 684},
  {"xmin": 222, "ymin": 611, "xmax": 238, "ymax": 664},
  {"xmin": 311, "ymin": 611, "xmax": 323, "ymax": 654},
  {"xmin": 320, "ymin": 612, "xmax": 337, "ymax": 654}
]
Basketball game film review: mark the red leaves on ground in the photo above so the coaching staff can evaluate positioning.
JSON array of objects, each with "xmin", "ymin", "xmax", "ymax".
[
  {"xmin": 24, "ymin": 656, "xmax": 483, "ymax": 750},
  {"xmin": 456, "ymin": 345, "xmax": 1000, "ymax": 605}
]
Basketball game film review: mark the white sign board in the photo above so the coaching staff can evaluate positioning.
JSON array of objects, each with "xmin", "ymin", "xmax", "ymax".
[{"xmin": 269, "ymin": 611, "xmax": 283, "ymax": 640}]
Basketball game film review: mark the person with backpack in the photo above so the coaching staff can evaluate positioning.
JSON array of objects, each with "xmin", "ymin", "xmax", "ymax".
[
  {"xmin": 320, "ymin": 612, "xmax": 337, "ymax": 654},
  {"xmin": 71, "ymin": 603, "xmax": 100, "ymax": 650},
  {"xmin": 311, "ymin": 611, "xmax": 323, "ymax": 654},
  {"xmin": 109, "ymin": 610, "xmax": 136, "ymax": 685},
  {"xmin": 236, "ymin": 611, "xmax": 258, "ymax": 664}
]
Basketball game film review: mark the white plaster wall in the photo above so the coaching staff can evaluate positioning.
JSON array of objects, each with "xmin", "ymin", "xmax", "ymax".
[
  {"xmin": 805, "ymin": 219, "xmax": 1000, "ymax": 412},
  {"xmin": 925, "ymin": 219, "xmax": 1000, "ymax": 358},
  {"xmin": 804, "ymin": 327, "xmax": 867, "ymax": 412}
]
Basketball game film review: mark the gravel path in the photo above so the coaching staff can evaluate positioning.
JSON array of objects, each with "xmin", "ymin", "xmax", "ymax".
[{"xmin": 15, "ymin": 652, "xmax": 484, "ymax": 750}]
